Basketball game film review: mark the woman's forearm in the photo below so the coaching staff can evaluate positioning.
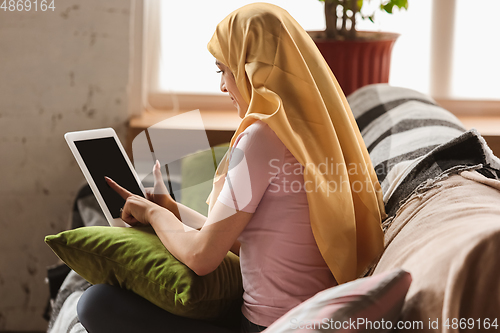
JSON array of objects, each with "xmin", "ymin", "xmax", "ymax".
[
  {"xmin": 147, "ymin": 201, "xmax": 252, "ymax": 276},
  {"xmin": 163, "ymin": 199, "xmax": 207, "ymax": 230},
  {"xmin": 175, "ymin": 203, "xmax": 208, "ymax": 230},
  {"xmin": 148, "ymin": 206, "xmax": 206, "ymax": 273}
]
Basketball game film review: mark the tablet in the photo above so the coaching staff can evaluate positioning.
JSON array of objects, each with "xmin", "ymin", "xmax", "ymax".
[{"xmin": 65, "ymin": 128, "xmax": 146, "ymax": 227}]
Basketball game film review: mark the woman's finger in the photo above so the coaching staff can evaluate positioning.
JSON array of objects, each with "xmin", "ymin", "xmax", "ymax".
[
  {"xmin": 153, "ymin": 160, "xmax": 168, "ymax": 195},
  {"xmin": 120, "ymin": 207, "xmax": 139, "ymax": 225},
  {"xmin": 120, "ymin": 197, "xmax": 143, "ymax": 225},
  {"xmin": 105, "ymin": 176, "xmax": 133, "ymax": 200},
  {"xmin": 122, "ymin": 214, "xmax": 140, "ymax": 226}
]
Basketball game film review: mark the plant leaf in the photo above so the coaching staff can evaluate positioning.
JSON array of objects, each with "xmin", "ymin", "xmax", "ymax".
[
  {"xmin": 399, "ymin": 0, "xmax": 409, "ymax": 9},
  {"xmin": 383, "ymin": 0, "xmax": 409, "ymax": 12},
  {"xmin": 393, "ymin": 0, "xmax": 409, "ymax": 10},
  {"xmin": 381, "ymin": 3, "xmax": 393, "ymax": 14}
]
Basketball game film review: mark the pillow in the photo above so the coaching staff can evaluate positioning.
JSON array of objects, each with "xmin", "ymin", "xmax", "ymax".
[
  {"xmin": 347, "ymin": 84, "xmax": 466, "ymax": 204},
  {"xmin": 181, "ymin": 144, "xmax": 229, "ymax": 216},
  {"xmin": 263, "ymin": 269, "xmax": 412, "ymax": 333},
  {"xmin": 347, "ymin": 84, "xmax": 500, "ymax": 218},
  {"xmin": 44, "ymin": 225, "xmax": 243, "ymax": 321}
]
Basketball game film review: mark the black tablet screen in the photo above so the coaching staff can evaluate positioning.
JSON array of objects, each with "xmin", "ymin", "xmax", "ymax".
[{"xmin": 75, "ymin": 137, "xmax": 144, "ymax": 218}]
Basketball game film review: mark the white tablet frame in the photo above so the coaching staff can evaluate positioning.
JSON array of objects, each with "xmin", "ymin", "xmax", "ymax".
[{"xmin": 65, "ymin": 128, "xmax": 146, "ymax": 227}]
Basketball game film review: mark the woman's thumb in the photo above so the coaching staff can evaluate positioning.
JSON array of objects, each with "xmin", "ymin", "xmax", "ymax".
[{"xmin": 153, "ymin": 160, "xmax": 168, "ymax": 195}]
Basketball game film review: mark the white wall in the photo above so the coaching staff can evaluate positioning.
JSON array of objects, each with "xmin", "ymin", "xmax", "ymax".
[{"xmin": 0, "ymin": 0, "xmax": 134, "ymax": 330}]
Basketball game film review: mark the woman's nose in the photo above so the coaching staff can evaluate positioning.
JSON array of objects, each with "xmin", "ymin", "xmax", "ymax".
[{"xmin": 220, "ymin": 77, "xmax": 227, "ymax": 93}]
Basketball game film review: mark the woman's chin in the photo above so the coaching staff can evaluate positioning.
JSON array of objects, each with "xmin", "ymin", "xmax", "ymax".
[
  {"xmin": 237, "ymin": 105, "xmax": 249, "ymax": 118},
  {"xmin": 237, "ymin": 108, "xmax": 245, "ymax": 119},
  {"xmin": 234, "ymin": 104, "xmax": 244, "ymax": 118}
]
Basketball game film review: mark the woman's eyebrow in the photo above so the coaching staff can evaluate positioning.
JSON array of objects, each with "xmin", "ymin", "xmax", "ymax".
[{"xmin": 215, "ymin": 60, "xmax": 222, "ymax": 66}]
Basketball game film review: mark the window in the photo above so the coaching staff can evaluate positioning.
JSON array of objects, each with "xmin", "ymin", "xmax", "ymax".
[
  {"xmin": 362, "ymin": 0, "xmax": 500, "ymax": 100},
  {"xmin": 451, "ymin": 0, "xmax": 500, "ymax": 99},
  {"xmin": 143, "ymin": 0, "xmax": 500, "ymax": 112},
  {"xmin": 154, "ymin": 0, "xmax": 325, "ymax": 95}
]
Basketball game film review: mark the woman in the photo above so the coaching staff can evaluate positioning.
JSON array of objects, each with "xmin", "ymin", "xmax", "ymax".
[{"xmin": 77, "ymin": 3, "xmax": 386, "ymax": 332}]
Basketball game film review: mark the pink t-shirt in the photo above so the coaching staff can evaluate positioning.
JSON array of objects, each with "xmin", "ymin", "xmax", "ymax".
[{"xmin": 217, "ymin": 121, "xmax": 337, "ymax": 327}]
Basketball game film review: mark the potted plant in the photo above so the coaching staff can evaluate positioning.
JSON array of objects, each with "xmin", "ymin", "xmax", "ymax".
[{"xmin": 309, "ymin": 0, "xmax": 409, "ymax": 96}]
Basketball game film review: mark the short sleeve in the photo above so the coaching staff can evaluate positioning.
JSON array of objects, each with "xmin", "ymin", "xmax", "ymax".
[{"xmin": 217, "ymin": 121, "xmax": 286, "ymax": 213}]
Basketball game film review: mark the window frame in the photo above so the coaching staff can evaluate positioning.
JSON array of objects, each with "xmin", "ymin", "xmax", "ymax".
[{"xmin": 133, "ymin": 0, "xmax": 500, "ymax": 117}]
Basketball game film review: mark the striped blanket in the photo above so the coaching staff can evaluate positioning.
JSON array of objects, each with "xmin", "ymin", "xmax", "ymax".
[{"xmin": 348, "ymin": 84, "xmax": 500, "ymax": 218}]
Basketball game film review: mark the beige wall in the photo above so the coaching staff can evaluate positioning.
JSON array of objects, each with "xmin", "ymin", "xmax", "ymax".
[{"xmin": 0, "ymin": 1, "xmax": 135, "ymax": 330}]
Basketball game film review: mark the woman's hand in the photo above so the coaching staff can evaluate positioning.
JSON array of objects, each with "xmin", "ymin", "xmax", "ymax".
[
  {"xmin": 144, "ymin": 161, "xmax": 182, "ymax": 220},
  {"xmin": 145, "ymin": 160, "xmax": 174, "ymax": 209},
  {"xmin": 105, "ymin": 176, "xmax": 160, "ymax": 226}
]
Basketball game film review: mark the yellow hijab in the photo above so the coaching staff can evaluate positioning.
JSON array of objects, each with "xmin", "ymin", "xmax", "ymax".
[{"xmin": 207, "ymin": 3, "xmax": 386, "ymax": 284}]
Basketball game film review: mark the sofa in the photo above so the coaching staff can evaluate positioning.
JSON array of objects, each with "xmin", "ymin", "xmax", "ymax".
[
  {"xmin": 45, "ymin": 84, "xmax": 500, "ymax": 332},
  {"xmin": 348, "ymin": 84, "xmax": 500, "ymax": 332}
]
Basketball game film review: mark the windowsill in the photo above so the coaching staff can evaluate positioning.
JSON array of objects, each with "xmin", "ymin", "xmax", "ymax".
[
  {"xmin": 434, "ymin": 98, "xmax": 500, "ymax": 118},
  {"xmin": 456, "ymin": 116, "xmax": 500, "ymax": 137},
  {"xmin": 129, "ymin": 109, "xmax": 241, "ymax": 131},
  {"xmin": 126, "ymin": 109, "xmax": 240, "ymax": 157},
  {"xmin": 128, "ymin": 107, "xmax": 500, "ymax": 135},
  {"xmin": 127, "ymin": 103, "xmax": 500, "ymax": 157}
]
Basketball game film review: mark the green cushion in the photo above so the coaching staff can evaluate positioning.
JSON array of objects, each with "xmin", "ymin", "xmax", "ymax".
[
  {"xmin": 181, "ymin": 144, "xmax": 229, "ymax": 216},
  {"xmin": 44, "ymin": 225, "xmax": 243, "ymax": 321}
]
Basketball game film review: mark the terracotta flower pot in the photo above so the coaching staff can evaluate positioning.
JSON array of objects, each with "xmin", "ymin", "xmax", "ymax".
[{"xmin": 310, "ymin": 31, "xmax": 400, "ymax": 96}]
